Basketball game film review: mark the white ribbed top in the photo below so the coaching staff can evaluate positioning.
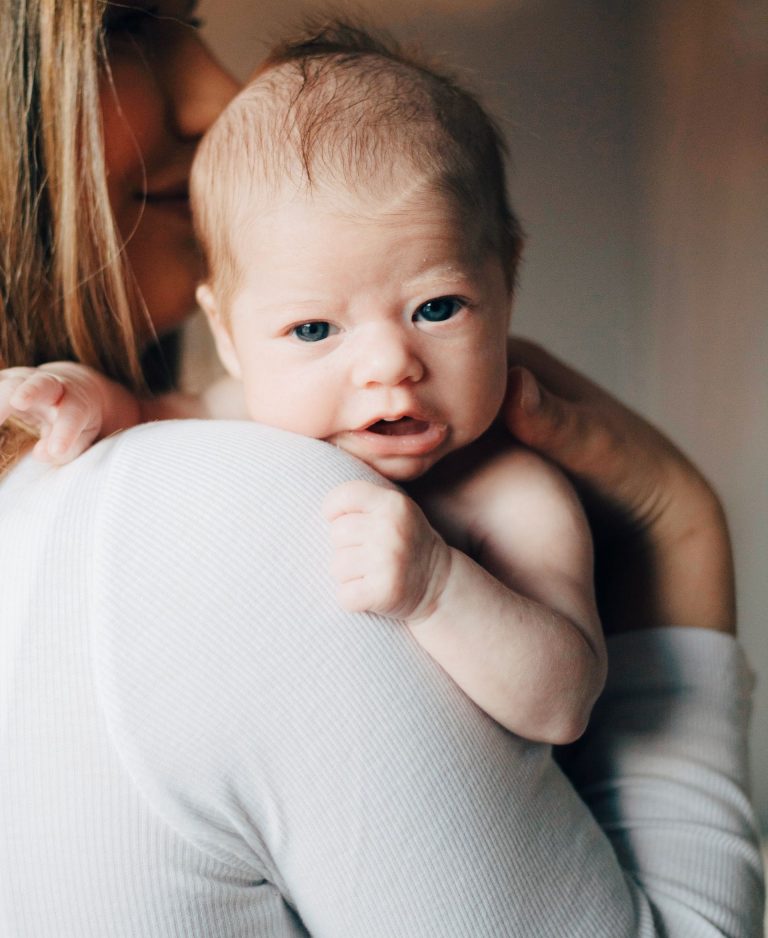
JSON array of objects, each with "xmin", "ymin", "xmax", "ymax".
[{"xmin": 0, "ymin": 420, "xmax": 764, "ymax": 936}]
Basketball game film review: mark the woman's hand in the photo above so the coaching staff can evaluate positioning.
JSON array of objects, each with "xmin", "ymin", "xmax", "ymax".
[{"xmin": 504, "ymin": 339, "xmax": 735, "ymax": 634}]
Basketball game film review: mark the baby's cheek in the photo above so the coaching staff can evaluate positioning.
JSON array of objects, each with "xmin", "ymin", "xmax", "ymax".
[
  {"xmin": 472, "ymin": 369, "xmax": 507, "ymax": 434},
  {"xmin": 489, "ymin": 349, "xmax": 510, "ymax": 413},
  {"xmin": 246, "ymin": 382, "xmax": 335, "ymax": 440},
  {"xmin": 240, "ymin": 379, "xmax": 294, "ymax": 432}
]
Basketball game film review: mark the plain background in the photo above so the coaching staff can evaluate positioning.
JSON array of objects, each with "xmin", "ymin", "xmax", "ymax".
[{"xmin": 192, "ymin": 0, "xmax": 768, "ymax": 834}]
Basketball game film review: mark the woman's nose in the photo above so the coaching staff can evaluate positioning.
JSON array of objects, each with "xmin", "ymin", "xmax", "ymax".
[
  {"xmin": 163, "ymin": 27, "xmax": 240, "ymax": 141},
  {"xmin": 351, "ymin": 328, "xmax": 424, "ymax": 388}
]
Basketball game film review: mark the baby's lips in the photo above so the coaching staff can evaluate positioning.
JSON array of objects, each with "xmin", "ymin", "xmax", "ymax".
[
  {"xmin": 345, "ymin": 420, "xmax": 448, "ymax": 457},
  {"xmin": 366, "ymin": 416, "xmax": 432, "ymax": 436}
]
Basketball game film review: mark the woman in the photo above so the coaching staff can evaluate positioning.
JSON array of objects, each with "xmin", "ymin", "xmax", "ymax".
[{"xmin": 0, "ymin": 2, "xmax": 763, "ymax": 936}]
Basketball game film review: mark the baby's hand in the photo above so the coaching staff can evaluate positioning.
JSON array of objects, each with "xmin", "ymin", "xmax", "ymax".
[
  {"xmin": 0, "ymin": 363, "xmax": 105, "ymax": 464},
  {"xmin": 322, "ymin": 480, "xmax": 452, "ymax": 621}
]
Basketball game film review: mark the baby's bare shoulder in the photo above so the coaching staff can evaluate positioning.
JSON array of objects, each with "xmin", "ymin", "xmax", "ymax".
[
  {"xmin": 420, "ymin": 442, "xmax": 587, "ymax": 557},
  {"xmin": 465, "ymin": 447, "xmax": 593, "ymax": 589},
  {"xmin": 455, "ymin": 444, "xmax": 581, "ymax": 518}
]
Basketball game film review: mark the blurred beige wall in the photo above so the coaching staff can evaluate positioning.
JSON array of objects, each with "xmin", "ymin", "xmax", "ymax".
[{"xmin": 197, "ymin": 0, "xmax": 768, "ymax": 830}]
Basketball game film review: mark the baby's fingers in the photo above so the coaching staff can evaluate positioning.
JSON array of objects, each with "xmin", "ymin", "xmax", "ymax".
[
  {"xmin": 43, "ymin": 409, "xmax": 100, "ymax": 464},
  {"xmin": 329, "ymin": 544, "xmax": 368, "ymax": 588},
  {"xmin": 0, "ymin": 369, "xmax": 37, "ymax": 424},
  {"xmin": 335, "ymin": 577, "xmax": 377, "ymax": 614},
  {"xmin": 0, "ymin": 371, "xmax": 64, "ymax": 435},
  {"xmin": 327, "ymin": 546, "xmax": 386, "ymax": 613},
  {"xmin": 9, "ymin": 371, "xmax": 65, "ymax": 413},
  {"xmin": 321, "ymin": 479, "xmax": 392, "ymax": 521},
  {"xmin": 7, "ymin": 375, "xmax": 99, "ymax": 463},
  {"xmin": 327, "ymin": 511, "xmax": 375, "ymax": 551}
]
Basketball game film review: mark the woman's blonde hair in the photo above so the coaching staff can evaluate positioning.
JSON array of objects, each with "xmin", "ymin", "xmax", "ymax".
[{"xmin": 1, "ymin": 0, "xmax": 147, "ymax": 468}]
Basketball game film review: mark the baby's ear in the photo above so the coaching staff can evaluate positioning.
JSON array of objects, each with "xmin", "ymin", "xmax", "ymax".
[{"xmin": 196, "ymin": 283, "xmax": 242, "ymax": 380}]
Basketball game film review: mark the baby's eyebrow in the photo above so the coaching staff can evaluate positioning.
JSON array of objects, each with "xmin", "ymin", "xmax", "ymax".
[
  {"xmin": 250, "ymin": 298, "xmax": 332, "ymax": 319},
  {"xmin": 405, "ymin": 262, "xmax": 476, "ymax": 286}
]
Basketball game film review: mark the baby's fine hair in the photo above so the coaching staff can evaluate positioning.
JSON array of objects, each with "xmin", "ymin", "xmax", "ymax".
[{"xmin": 192, "ymin": 20, "xmax": 523, "ymax": 301}]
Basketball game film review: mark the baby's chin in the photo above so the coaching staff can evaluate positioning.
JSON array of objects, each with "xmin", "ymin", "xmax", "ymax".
[{"xmin": 346, "ymin": 450, "xmax": 441, "ymax": 484}]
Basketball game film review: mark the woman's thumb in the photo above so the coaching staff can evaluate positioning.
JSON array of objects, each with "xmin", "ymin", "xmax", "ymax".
[{"xmin": 504, "ymin": 366, "xmax": 584, "ymax": 469}]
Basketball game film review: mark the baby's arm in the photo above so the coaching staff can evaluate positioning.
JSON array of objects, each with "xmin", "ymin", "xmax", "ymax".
[
  {"xmin": 421, "ymin": 447, "xmax": 605, "ymax": 741},
  {"xmin": 0, "ymin": 363, "xmax": 244, "ymax": 463},
  {"xmin": 323, "ymin": 448, "xmax": 606, "ymax": 743}
]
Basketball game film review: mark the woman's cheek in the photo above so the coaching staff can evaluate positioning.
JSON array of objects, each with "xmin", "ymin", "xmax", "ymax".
[{"xmin": 99, "ymin": 58, "xmax": 165, "ymax": 230}]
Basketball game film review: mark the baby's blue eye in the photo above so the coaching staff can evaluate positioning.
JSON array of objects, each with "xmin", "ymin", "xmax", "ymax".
[
  {"xmin": 414, "ymin": 296, "xmax": 465, "ymax": 323},
  {"xmin": 293, "ymin": 321, "xmax": 331, "ymax": 342}
]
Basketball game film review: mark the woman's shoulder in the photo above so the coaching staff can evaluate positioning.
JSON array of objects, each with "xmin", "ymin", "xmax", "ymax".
[
  {"xmin": 114, "ymin": 419, "xmax": 361, "ymax": 477},
  {"xmin": 86, "ymin": 421, "xmax": 414, "ymax": 873},
  {"xmin": 1, "ymin": 420, "xmax": 383, "ymax": 558},
  {"xmin": 93, "ymin": 419, "xmax": 354, "ymax": 557},
  {"xmin": 100, "ymin": 420, "xmax": 383, "ymax": 523}
]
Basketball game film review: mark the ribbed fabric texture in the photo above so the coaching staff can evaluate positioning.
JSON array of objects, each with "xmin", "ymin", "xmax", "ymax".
[{"xmin": 0, "ymin": 420, "xmax": 764, "ymax": 937}]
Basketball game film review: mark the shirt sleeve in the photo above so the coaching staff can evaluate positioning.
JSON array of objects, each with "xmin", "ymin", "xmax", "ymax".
[
  {"xmin": 564, "ymin": 627, "xmax": 765, "ymax": 936},
  {"xmin": 93, "ymin": 420, "xmax": 765, "ymax": 938}
]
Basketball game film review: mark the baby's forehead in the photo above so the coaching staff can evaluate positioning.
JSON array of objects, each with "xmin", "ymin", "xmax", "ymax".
[
  {"xmin": 233, "ymin": 177, "xmax": 479, "ymax": 251},
  {"xmin": 223, "ymin": 188, "xmax": 501, "ymax": 312}
]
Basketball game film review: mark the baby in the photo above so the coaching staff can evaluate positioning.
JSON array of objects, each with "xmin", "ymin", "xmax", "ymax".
[{"xmin": 2, "ymin": 23, "xmax": 605, "ymax": 742}]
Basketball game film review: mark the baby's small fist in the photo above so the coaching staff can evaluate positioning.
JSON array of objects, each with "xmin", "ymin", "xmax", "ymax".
[{"xmin": 322, "ymin": 480, "xmax": 451, "ymax": 621}]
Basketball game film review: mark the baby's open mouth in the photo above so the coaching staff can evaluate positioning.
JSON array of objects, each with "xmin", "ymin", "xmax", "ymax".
[
  {"xmin": 367, "ymin": 417, "xmax": 431, "ymax": 436},
  {"xmin": 344, "ymin": 417, "xmax": 448, "ymax": 461}
]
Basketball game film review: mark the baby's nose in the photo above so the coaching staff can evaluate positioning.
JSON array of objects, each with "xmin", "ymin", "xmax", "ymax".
[{"xmin": 351, "ymin": 327, "xmax": 424, "ymax": 388}]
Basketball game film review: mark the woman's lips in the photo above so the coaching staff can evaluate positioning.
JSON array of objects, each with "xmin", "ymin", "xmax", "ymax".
[
  {"xmin": 142, "ymin": 181, "xmax": 189, "ymax": 201},
  {"xmin": 138, "ymin": 186, "xmax": 191, "ymax": 220}
]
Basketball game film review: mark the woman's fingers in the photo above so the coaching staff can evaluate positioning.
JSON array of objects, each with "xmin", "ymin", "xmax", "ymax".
[
  {"xmin": 504, "ymin": 348, "xmax": 674, "ymax": 529},
  {"xmin": 506, "ymin": 367, "xmax": 599, "ymax": 471},
  {"xmin": 507, "ymin": 338, "xmax": 607, "ymax": 402},
  {"xmin": 504, "ymin": 339, "xmax": 735, "ymax": 633},
  {"xmin": 504, "ymin": 367, "xmax": 656, "ymax": 519}
]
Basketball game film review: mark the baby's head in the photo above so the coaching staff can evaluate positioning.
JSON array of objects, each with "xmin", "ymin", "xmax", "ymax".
[{"xmin": 192, "ymin": 21, "xmax": 523, "ymax": 481}]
